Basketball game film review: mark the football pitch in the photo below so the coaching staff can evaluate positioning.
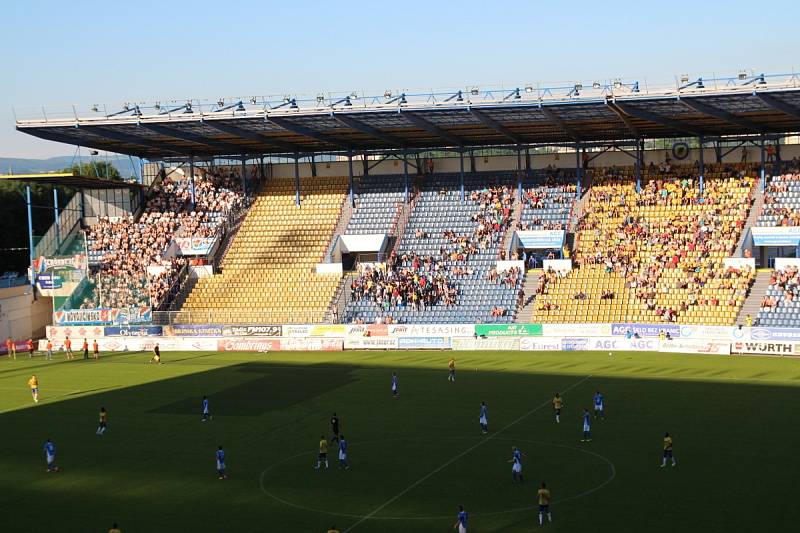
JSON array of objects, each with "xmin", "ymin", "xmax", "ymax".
[{"xmin": 1, "ymin": 349, "xmax": 799, "ymax": 533}]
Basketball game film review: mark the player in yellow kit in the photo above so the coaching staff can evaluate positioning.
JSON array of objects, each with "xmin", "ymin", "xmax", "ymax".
[
  {"xmin": 448, "ymin": 357, "xmax": 456, "ymax": 382},
  {"xmin": 552, "ymin": 393, "xmax": 563, "ymax": 423},
  {"xmin": 96, "ymin": 407, "xmax": 108, "ymax": 435},
  {"xmin": 537, "ymin": 482, "xmax": 552, "ymax": 525},
  {"xmin": 315, "ymin": 435, "xmax": 329, "ymax": 470},
  {"xmin": 661, "ymin": 432, "xmax": 677, "ymax": 467},
  {"xmin": 28, "ymin": 375, "xmax": 39, "ymax": 403}
]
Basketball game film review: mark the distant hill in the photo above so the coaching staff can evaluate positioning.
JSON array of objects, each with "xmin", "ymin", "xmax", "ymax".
[{"xmin": 0, "ymin": 155, "xmax": 140, "ymax": 179}]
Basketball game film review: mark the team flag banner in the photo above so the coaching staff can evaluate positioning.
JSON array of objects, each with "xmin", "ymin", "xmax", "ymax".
[
  {"xmin": 475, "ymin": 324, "xmax": 543, "ymax": 337},
  {"xmin": 53, "ymin": 307, "xmax": 152, "ymax": 325}
]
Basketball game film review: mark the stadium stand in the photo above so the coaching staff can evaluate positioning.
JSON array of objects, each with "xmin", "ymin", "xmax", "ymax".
[
  {"xmin": 83, "ymin": 168, "xmax": 245, "ymax": 310},
  {"xmin": 531, "ymin": 164, "xmax": 756, "ymax": 325},
  {"xmin": 518, "ymin": 172, "xmax": 577, "ymax": 231},
  {"xmin": 756, "ymin": 266, "xmax": 800, "ymax": 326},
  {"xmin": 343, "ymin": 174, "xmax": 521, "ymax": 324},
  {"xmin": 180, "ymin": 176, "xmax": 347, "ymax": 323},
  {"xmin": 345, "ymin": 175, "xmax": 406, "ymax": 235},
  {"xmin": 757, "ymin": 164, "xmax": 800, "ymax": 227}
]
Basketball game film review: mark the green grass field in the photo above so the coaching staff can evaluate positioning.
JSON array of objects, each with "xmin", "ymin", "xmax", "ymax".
[{"xmin": 2, "ymin": 348, "xmax": 799, "ymax": 533}]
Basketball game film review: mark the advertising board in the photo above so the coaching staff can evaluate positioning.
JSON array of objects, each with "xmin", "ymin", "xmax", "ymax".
[
  {"xmin": 396, "ymin": 337, "xmax": 451, "ymax": 349},
  {"xmin": 173, "ymin": 237, "xmax": 217, "ymax": 256},
  {"xmin": 387, "ymin": 324, "xmax": 474, "ymax": 337},
  {"xmin": 659, "ymin": 339, "xmax": 731, "ymax": 355},
  {"xmin": 221, "ymin": 325, "xmax": 282, "ymax": 337},
  {"xmin": 475, "ymin": 324, "xmax": 543, "ymax": 337},
  {"xmin": 165, "ymin": 325, "xmax": 224, "ymax": 337},
  {"xmin": 542, "ymin": 323, "xmax": 612, "ymax": 337},
  {"xmin": 611, "ymin": 323, "xmax": 680, "ymax": 337},
  {"xmin": 749, "ymin": 327, "xmax": 800, "ymax": 341},
  {"xmin": 104, "ymin": 326, "xmax": 163, "ymax": 337},
  {"xmin": 519, "ymin": 337, "xmax": 562, "ymax": 351},
  {"xmin": 452, "ymin": 337, "xmax": 520, "ymax": 350},
  {"xmin": 516, "ymin": 230, "xmax": 566, "ymax": 249},
  {"xmin": 731, "ymin": 341, "xmax": 795, "ymax": 356},
  {"xmin": 343, "ymin": 337, "xmax": 399, "ymax": 349}
]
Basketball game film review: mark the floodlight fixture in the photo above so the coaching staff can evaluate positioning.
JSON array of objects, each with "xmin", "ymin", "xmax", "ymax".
[
  {"xmin": 574, "ymin": 83, "xmax": 583, "ymax": 91},
  {"xmin": 738, "ymin": 70, "xmax": 748, "ymax": 80},
  {"xmin": 154, "ymin": 102, "xmax": 161, "ymax": 111},
  {"xmin": 350, "ymin": 91, "xmax": 358, "ymax": 100},
  {"xmin": 592, "ymin": 81, "xmax": 601, "ymax": 89},
  {"xmin": 236, "ymin": 101, "xmax": 246, "ymax": 112},
  {"xmin": 757, "ymin": 73, "xmax": 767, "ymax": 85},
  {"xmin": 384, "ymin": 90, "xmax": 392, "ymax": 98},
  {"xmin": 283, "ymin": 96, "xmax": 292, "ymax": 104},
  {"xmin": 632, "ymin": 81, "xmax": 640, "ymax": 93},
  {"xmin": 680, "ymin": 74, "xmax": 690, "ymax": 84},
  {"xmin": 344, "ymin": 96, "xmax": 352, "ymax": 107},
  {"xmin": 217, "ymin": 99, "xmax": 225, "ymax": 108},
  {"xmin": 470, "ymin": 86, "xmax": 479, "ymax": 96},
  {"xmin": 91, "ymin": 105, "xmax": 99, "ymax": 112},
  {"xmin": 524, "ymin": 85, "xmax": 534, "ymax": 93},
  {"xmin": 678, "ymin": 77, "xmax": 704, "ymax": 91},
  {"xmin": 183, "ymin": 103, "xmax": 194, "ymax": 113},
  {"xmin": 289, "ymin": 98, "xmax": 298, "ymax": 109},
  {"xmin": 250, "ymin": 96, "xmax": 258, "ymax": 105},
  {"xmin": 316, "ymin": 93, "xmax": 325, "ymax": 103},
  {"xmin": 613, "ymin": 79, "xmax": 622, "ymax": 89}
]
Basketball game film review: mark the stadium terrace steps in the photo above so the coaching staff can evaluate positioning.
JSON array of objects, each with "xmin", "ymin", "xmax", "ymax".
[
  {"xmin": 343, "ymin": 173, "xmax": 521, "ymax": 324},
  {"xmin": 518, "ymin": 269, "xmax": 541, "ymax": 319},
  {"xmin": 179, "ymin": 177, "xmax": 348, "ymax": 324},
  {"xmin": 736, "ymin": 185, "xmax": 763, "ymax": 256},
  {"xmin": 737, "ymin": 270, "xmax": 772, "ymax": 325},
  {"xmin": 533, "ymin": 165, "xmax": 756, "ymax": 326}
]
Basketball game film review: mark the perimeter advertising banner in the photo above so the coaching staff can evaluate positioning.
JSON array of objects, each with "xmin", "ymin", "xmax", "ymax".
[
  {"xmin": 396, "ymin": 337, "xmax": 451, "ymax": 349},
  {"xmin": 659, "ymin": 339, "xmax": 731, "ymax": 355},
  {"xmin": 165, "ymin": 325, "xmax": 224, "ymax": 337},
  {"xmin": 221, "ymin": 325, "xmax": 282, "ymax": 337},
  {"xmin": 751, "ymin": 226, "xmax": 800, "ymax": 246},
  {"xmin": 731, "ymin": 341, "xmax": 796, "ymax": 355},
  {"xmin": 104, "ymin": 326, "xmax": 164, "ymax": 337},
  {"xmin": 452, "ymin": 337, "xmax": 520, "ymax": 351},
  {"xmin": 475, "ymin": 324, "xmax": 543, "ymax": 337},
  {"xmin": 46, "ymin": 325, "xmax": 106, "ymax": 339},
  {"xmin": 173, "ymin": 237, "xmax": 217, "ymax": 256},
  {"xmin": 344, "ymin": 337, "xmax": 399, "ymax": 349},
  {"xmin": 216, "ymin": 338, "xmax": 343, "ymax": 351},
  {"xmin": 611, "ymin": 323, "xmax": 680, "ymax": 338},
  {"xmin": 282, "ymin": 325, "xmax": 347, "ymax": 337},
  {"xmin": 388, "ymin": 324, "xmax": 474, "ymax": 337},
  {"xmin": 748, "ymin": 327, "xmax": 800, "ymax": 341},
  {"xmin": 516, "ymin": 230, "xmax": 566, "ymax": 249}
]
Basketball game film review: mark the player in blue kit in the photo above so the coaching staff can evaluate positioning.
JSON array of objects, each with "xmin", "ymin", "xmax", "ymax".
[
  {"xmin": 479, "ymin": 401, "xmax": 488, "ymax": 434},
  {"xmin": 44, "ymin": 439, "xmax": 59, "ymax": 472},
  {"xmin": 453, "ymin": 505, "xmax": 468, "ymax": 533},
  {"xmin": 391, "ymin": 372, "xmax": 399, "ymax": 398},
  {"xmin": 508, "ymin": 446, "xmax": 526, "ymax": 483},
  {"xmin": 338, "ymin": 435, "xmax": 350, "ymax": 470},
  {"xmin": 202, "ymin": 396, "xmax": 211, "ymax": 422},
  {"xmin": 216, "ymin": 445, "xmax": 227, "ymax": 480},
  {"xmin": 593, "ymin": 390, "xmax": 605, "ymax": 420},
  {"xmin": 581, "ymin": 408, "xmax": 592, "ymax": 442}
]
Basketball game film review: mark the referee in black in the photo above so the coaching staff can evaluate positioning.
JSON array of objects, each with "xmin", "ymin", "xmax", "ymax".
[{"xmin": 330, "ymin": 413, "xmax": 340, "ymax": 444}]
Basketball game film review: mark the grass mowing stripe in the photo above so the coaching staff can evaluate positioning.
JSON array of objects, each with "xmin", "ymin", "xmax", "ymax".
[{"xmin": 342, "ymin": 374, "xmax": 592, "ymax": 532}]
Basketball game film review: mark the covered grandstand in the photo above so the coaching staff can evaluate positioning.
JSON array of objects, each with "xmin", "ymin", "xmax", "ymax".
[{"xmin": 14, "ymin": 71, "xmax": 800, "ymax": 329}]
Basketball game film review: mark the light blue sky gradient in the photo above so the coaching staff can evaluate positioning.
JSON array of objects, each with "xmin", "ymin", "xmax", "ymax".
[{"xmin": 3, "ymin": 0, "xmax": 798, "ymax": 157}]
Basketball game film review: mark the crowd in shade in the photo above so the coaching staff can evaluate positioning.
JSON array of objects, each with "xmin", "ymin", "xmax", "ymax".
[{"xmin": 82, "ymin": 168, "xmax": 246, "ymax": 309}]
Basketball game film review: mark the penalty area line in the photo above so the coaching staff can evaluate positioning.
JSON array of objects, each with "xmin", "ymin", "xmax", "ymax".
[{"xmin": 342, "ymin": 373, "xmax": 592, "ymax": 532}]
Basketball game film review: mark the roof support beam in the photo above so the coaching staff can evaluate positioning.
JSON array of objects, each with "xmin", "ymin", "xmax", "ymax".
[
  {"xmin": 88, "ymin": 126, "xmax": 192, "ymax": 156},
  {"xmin": 468, "ymin": 108, "xmax": 525, "ymax": 144},
  {"xmin": 613, "ymin": 102, "xmax": 702, "ymax": 137},
  {"xmin": 139, "ymin": 123, "xmax": 247, "ymax": 153},
  {"xmin": 265, "ymin": 116, "xmax": 351, "ymax": 149},
  {"xmin": 755, "ymin": 92, "xmax": 800, "ymax": 121},
  {"xmin": 331, "ymin": 113, "xmax": 405, "ymax": 147},
  {"xmin": 605, "ymin": 101, "xmax": 640, "ymax": 138},
  {"xmin": 400, "ymin": 110, "xmax": 464, "ymax": 146},
  {"xmin": 680, "ymin": 97, "xmax": 766, "ymax": 133},
  {"xmin": 539, "ymin": 106, "xmax": 580, "ymax": 142},
  {"xmin": 203, "ymin": 120, "xmax": 298, "ymax": 152}
]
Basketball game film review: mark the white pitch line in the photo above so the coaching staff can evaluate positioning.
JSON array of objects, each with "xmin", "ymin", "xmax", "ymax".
[{"xmin": 342, "ymin": 374, "xmax": 592, "ymax": 532}]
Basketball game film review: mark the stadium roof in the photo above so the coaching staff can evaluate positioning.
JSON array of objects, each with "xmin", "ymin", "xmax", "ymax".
[
  {"xmin": 0, "ymin": 172, "xmax": 142, "ymax": 189},
  {"xmin": 15, "ymin": 73, "xmax": 800, "ymax": 160}
]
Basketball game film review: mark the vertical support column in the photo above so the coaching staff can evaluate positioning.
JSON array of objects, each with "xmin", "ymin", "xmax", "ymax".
[
  {"xmin": 403, "ymin": 152, "xmax": 409, "ymax": 204},
  {"xmin": 635, "ymin": 140, "xmax": 643, "ymax": 193},
  {"xmin": 362, "ymin": 153, "xmax": 369, "ymax": 178},
  {"xmin": 348, "ymin": 152, "xmax": 354, "ymax": 208},
  {"xmin": 259, "ymin": 156, "xmax": 265, "ymax": 185},
  {"xmin": 575, "ymin": 144, "xmax": 582, "ymax": 197},
  {"xmin": 516, "ymin": 145, "xmax": 523, "ymax": 200},
  {"xmin": 240, "ymin": 156, "xmax": 247, "ymax": 195},
  {"xmin": 188, "ymin": 156, "xmax": 196, "ymax": 209},
  {"xmin": 53, "ymin": 188, "xmax": 61, "ymax": 251},
  {"xmin": 715, "ymin": 141, "xmax": 722, "ymax": 163},
  {"xmin": 525, "ymin": 147, "xmax": 531, "ymax": 176},
  {"xmin": 459, "ymin": 149, "xmax": 465, "ymax": 203},
  {"xmin": 294, "ymin": 156, "xmax": 301, "ymax": 207},
  {"xmin": 26, "ymin": 185, "xmax": 35, "ymax": 292},
  {"xmin": 469, "ymin": 149, "xmax": 476, "ymax": 173},
  {"xmin": 310, "ymin": 154, "xmax": 317, "ymax": 178},
  {"xmin": 698, "ymin": 137, "xmax": 705, "ymax": 195},
  {"xmin": 760, "ymin": 134, "xmax": 767, "ymax": 192}
]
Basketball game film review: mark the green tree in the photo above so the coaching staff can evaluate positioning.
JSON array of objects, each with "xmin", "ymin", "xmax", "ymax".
[{"xmin": 63, "ymin": 161, "xmax": 121, "ymax": 180}]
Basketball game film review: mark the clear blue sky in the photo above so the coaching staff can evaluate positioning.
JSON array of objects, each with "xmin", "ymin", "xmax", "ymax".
[{"xmin": 3, "ymin": 0, "xmax": 798, "ymax": 158}]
